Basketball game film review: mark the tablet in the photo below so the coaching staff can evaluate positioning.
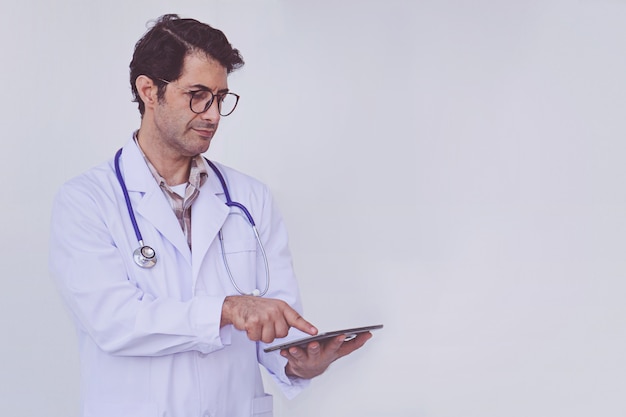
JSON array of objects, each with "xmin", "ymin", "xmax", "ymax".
[{"xmin": 263, "ymin": 324, "xmax": 383, "ymax": 353}]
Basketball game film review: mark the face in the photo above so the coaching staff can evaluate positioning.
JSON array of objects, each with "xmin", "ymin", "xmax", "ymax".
[{"xmin": 149, "ymin": 53, "xmax": 229, "ymax": 158}]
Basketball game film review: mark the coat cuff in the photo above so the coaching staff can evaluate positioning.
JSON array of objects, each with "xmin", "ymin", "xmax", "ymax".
[
  {"xmin": 259, "ymin": 349, "xmax": 311, "ymax": 399},
  {"xmin": 191, "ymin": 295, "xmax": 231, "ymax": 353}
]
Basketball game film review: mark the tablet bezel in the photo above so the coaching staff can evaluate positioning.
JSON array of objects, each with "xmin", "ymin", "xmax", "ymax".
[{"xmin": 263, "ymin": 324, "xmax": 383, "ymax": 353}]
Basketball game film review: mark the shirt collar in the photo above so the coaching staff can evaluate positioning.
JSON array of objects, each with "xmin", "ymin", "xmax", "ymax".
[{"xmin": 133, "ymin": 132, "xmax": 208, "ymax": 191}]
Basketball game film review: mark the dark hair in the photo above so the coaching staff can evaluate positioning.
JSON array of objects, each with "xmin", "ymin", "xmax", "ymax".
[{"xmin": 130, "ymin": 14, "xmax": 245, "ymax": 115}]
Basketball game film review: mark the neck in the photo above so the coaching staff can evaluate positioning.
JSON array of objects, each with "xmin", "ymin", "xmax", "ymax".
[{"xmin": 136, "ymin": 128, "xmax": 191, "ymax": 186}]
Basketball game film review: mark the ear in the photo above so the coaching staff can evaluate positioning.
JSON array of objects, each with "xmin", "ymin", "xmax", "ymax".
[{"xmin": 135, "ymin": 75, "xmax": 159, "ymax": 110}]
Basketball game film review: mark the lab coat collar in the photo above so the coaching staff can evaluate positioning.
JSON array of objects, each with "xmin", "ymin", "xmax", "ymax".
[
  {"xmin": 119, "ymin": 139, "xmax": 225, "ymax": 197},
  {"xmin": 118, "ymin": 140, "xmax": 190, "ymax": 263},
  {"xmin": 190, "ymin": 158, "xmax": 230, "ymax": 283},
  {"xmin": 119, "ymin": 139, "xmax": 161, "ymax": 193},
  {"xmin": 118, "ymin": 139, "xmax": 230, "ymax": 283}
]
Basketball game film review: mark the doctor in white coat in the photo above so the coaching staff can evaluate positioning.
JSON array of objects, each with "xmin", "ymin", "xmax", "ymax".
[{"xmin": 49, "ymin": 14, "xmax": 371, "ymax": 417}]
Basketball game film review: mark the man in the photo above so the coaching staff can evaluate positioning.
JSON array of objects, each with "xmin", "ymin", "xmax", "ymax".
[{"xmin": 49, "ymin": 14, "xmax": 371, "ymax": 417}]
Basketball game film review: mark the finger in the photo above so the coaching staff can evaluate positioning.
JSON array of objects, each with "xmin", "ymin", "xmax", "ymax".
[
  {"xmin": 282, "ymin": 307, "xmax": 318, "ymax": 336},
  {"xmin": 288, "ymin": 346, "xmax": 305, "ymax": 359},
  {"xmin": 336, "ymin": 332, "xmax": 372, "ymax": 357},
  {"xmin": 274, "ymin": 318, "xmax": 290, "ymax": 339},
  {"xmin": 261, "ymin": 324, "xmax": 276, "ymax": 344},
  {"xmin": 279, "ymin": 345, "xmax": 301, "ymax": 359},
  {"xmin": 319, "ymin": 334, "xmax": 346, "ymax": 355},
  {"xmin": 246, "ymin": 326, "xmax": 262, "ymax": 342},
  {"xmin": 306, "ymin": 341, "xmax": 321, "ymax": 359},
  {"xmin": 355, "ymin": 331, "xmax": 373, "ymax": 343},
  {"xmin": 331, "ymin": 334, "xmax": 347, "ymax": 349}
]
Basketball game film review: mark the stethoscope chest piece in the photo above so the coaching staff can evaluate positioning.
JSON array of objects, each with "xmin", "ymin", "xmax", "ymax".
[
  {"xmin": 115, "ymin": 147, "xmax": 269, "ymax": 293},
  {"xmin": 134, "ymin": 244, "xmax": 157, "ymax": 268}
]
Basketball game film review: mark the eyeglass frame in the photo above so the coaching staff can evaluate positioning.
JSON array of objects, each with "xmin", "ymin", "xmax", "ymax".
[{"xmin": 157, "ymin": 78, "xmax": 240, "ymax": 116}]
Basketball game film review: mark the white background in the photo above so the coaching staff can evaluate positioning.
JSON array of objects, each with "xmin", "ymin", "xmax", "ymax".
[{"xmin": 2, "ymin": 1, "xmax": 626, "ymax": 416}]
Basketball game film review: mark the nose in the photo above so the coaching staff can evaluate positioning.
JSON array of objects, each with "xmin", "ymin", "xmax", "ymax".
[{"xmin": 200, "ymin": 99, "xmax": 221, "ymax": 123}]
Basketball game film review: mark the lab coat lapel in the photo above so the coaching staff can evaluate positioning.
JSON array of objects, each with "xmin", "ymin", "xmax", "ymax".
[
  {"xmin": 190, "ymin": 163, "xmax": 229, "ymax": 285},
  {"xmin": 120, "ymin": 141, "xmax": 191, "ymax": 263}
]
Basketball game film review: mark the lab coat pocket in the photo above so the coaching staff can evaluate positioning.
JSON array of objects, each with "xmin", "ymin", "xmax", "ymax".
[
  {"xmin": 221, "ymin": 238, "xmax": 257, "ymax": 254},
  {"xmin": 252, "ymin": 394, "xmax": 273, "ymax": 417},
  {"xmin": 219, "ymin": 238, "xmax": 259, "ymax": 293}
]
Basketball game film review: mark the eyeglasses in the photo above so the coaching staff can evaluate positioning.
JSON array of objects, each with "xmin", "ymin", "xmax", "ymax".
[{"xmin": 158, "ymin": 79, "xmax": 240, "ymax": 116}]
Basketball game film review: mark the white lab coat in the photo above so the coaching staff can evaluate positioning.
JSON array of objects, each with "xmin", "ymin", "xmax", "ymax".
[{"xmin": 49, "ymin": 138, "xmax": 308, "ymax": 417}]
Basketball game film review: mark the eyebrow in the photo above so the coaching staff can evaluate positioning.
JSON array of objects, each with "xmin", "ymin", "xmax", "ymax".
[{"xmin": 188, "ymin": 83, "xmax": 230, "ymax": 94}]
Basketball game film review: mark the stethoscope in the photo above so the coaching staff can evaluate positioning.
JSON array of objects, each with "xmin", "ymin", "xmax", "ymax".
[{"xmin": 114, "ymin": 148, "xmax": 270, "ymax": 297}]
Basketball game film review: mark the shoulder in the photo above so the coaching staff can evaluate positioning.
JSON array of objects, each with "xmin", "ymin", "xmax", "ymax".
[
  {"xmin": 204, "ymin": 159, "xmax": 270, "ymax": 193},
  {"xmin": 54, "ymin": 159, "xmax": 117, "ymax": 207},
  {"xmin": 203, "ymin": 160, "xmax": 277, "ymax": 213}
]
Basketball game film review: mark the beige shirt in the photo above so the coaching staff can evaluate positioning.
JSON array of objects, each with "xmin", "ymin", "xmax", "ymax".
[{"xmin": 135, "ymin": 138, "xmax": 208, "ymax": 248}]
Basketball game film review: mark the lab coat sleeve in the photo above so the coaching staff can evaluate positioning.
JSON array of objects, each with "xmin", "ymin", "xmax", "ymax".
[
  {"xmin": 252, "ymin": 185, "xmax": 311, "ymax": 397},
  {"xmin": 259, "ymin": 328, "xmax": 312, "ymax": 399},
  {"xmin": 49, "ymin": 178, "xmax": 226, "ymax": 357}
]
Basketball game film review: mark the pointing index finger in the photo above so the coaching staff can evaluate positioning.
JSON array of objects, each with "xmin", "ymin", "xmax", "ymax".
[{"xmin": 284, "ymin": 307, "xmax": 317, "ymax": 336}]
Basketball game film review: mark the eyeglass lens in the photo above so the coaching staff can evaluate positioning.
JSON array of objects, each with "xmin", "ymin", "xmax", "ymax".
[{"xmin": 190, "ymin": 90, "xmax": 239, "ymax": 116}]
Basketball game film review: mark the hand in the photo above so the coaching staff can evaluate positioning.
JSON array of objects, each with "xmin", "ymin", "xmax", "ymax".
[
  {"xmin": 282, "ymin": 332, "xmax": 372, "ymax": 379},
  {"xmin": 221, "ymin": 295, "xmax": 318, "ymax": 343}
]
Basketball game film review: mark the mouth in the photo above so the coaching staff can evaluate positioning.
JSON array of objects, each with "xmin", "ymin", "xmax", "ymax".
[{"xmin": 192, "ymin": 127, "xmax": 216, "ymax": 139}]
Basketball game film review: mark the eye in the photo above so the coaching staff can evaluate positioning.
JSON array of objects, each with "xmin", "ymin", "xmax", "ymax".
[{"xmin": 190, "ymin": 90, "xmax": 211, "ymax": 101}]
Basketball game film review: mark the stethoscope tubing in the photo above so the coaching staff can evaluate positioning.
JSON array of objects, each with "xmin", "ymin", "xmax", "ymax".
[
  {"xmin": 205, "ymin": 159, "xmax": 256, "ymax": 226},
  {"xmin": 115, "ymin": 148, "xmax": 145, "ymax": 245},
  {"xmin": 114, "ymin": 148, "xmax": 270, "ymax": 296}
]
